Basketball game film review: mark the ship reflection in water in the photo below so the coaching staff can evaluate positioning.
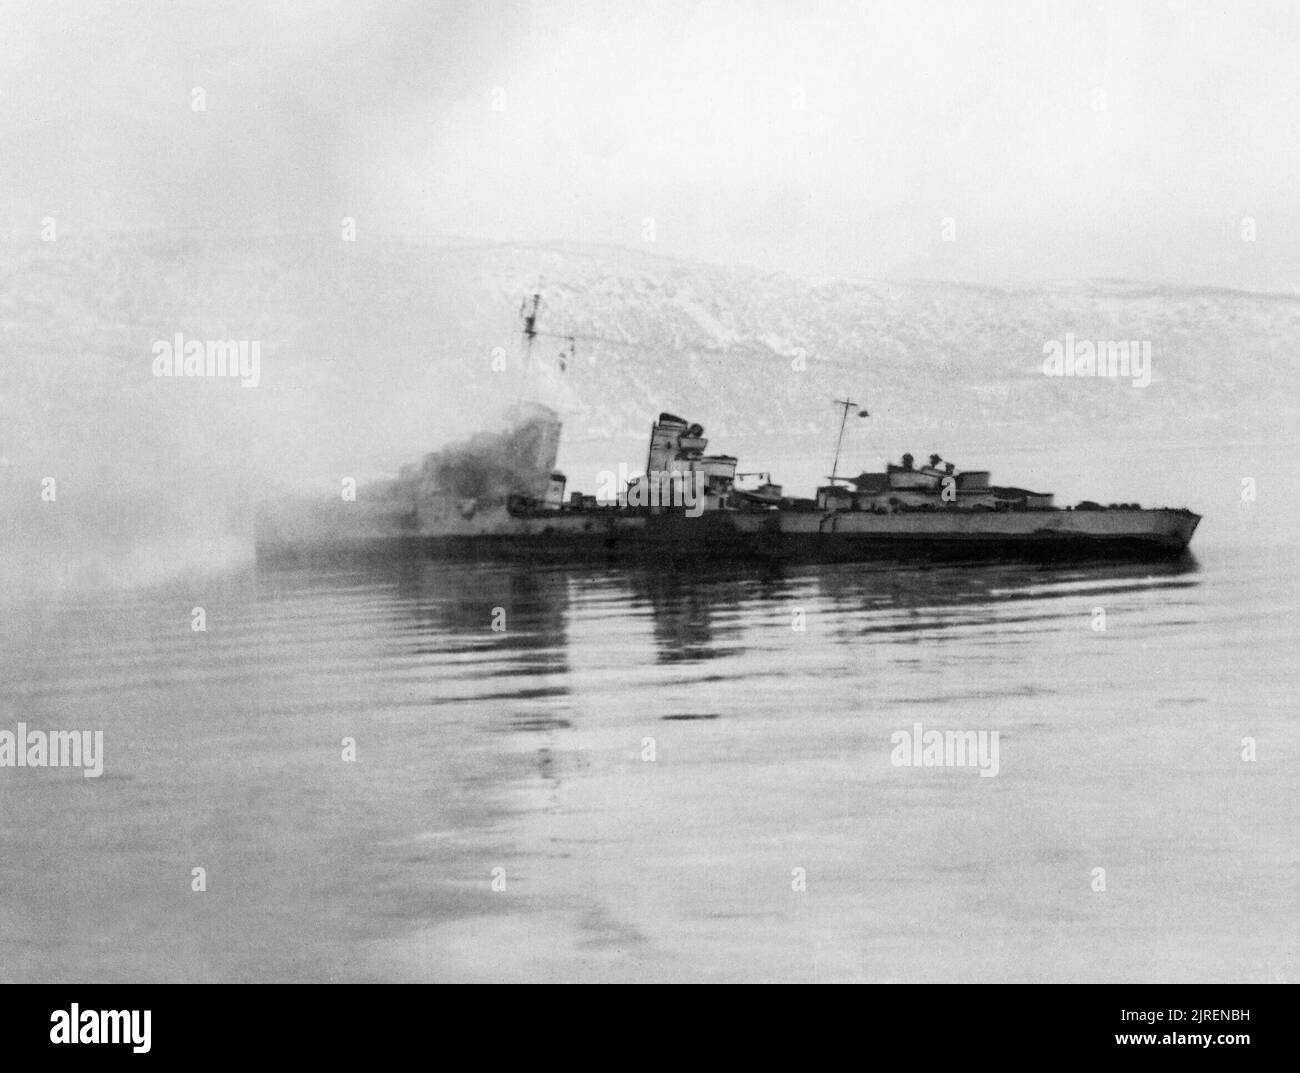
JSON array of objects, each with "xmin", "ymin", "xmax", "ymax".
[{"xmin": 0, "ymin": 547, "xmax": 1294, "ymax": 982}]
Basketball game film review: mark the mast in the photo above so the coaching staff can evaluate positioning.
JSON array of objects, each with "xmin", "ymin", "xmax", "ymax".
[
  {"xmin": 520, "ymin": 292, "xmax": 542, "ymax": 376},
  {"xmin": 830, "ymin": 398, "xmax": 857, "ymax": 485},
  {"xmin": 518, "ymin": 290, "xmax": 575, "ymax": 379}
]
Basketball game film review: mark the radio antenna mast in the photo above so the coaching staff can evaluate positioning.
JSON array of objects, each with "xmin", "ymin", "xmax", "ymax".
[
  {"xmin": 519, "ymin": 290, "xmax": 575, "ymax": 377},
  {"xmin": 830, "ymin": 397, "xmax": 868, "ymax": 484}
]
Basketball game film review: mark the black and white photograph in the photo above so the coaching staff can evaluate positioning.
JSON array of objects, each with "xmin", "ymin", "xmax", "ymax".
[{"xmin": 0, "ymin": 0, "xmax": 1294, "ymax": 1038}]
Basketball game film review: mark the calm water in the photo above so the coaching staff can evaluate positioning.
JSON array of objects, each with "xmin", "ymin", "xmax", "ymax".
[{"xmin": 1, "ymin": 542, "xmax": 1295, "ymax": 982}]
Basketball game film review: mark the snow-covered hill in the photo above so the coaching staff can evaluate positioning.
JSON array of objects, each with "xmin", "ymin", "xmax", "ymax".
[{"xmin": 2, "ymin": 232, "xmax": 1295, "ymax": 592}]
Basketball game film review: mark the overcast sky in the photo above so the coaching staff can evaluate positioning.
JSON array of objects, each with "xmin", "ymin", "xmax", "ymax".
[{"xmin": 2, "ymin": 0, "xmax": 1296, "ymax": 290}]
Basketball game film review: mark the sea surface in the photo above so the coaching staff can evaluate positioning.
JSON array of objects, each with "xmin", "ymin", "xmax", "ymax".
[{"xmin": 0, "ymin": 541, "xmax": 1295, "ymax": 983}]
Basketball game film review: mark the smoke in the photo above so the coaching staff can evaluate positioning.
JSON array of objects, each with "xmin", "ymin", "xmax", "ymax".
[
  {"xmin": 252, "ymin": 403, "xmax": 564, "ymax": 552},
  {"xmin": 408, "ymin": 402, "xmax": 562, "ymax": 506},
  {"xmin": 0, "ymin": 232, "xmax": 484, "ymax": 598}
]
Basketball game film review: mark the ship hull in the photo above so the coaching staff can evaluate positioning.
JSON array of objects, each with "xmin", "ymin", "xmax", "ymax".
[{"xmin": 255, "ymin": 504, "xmax": 1200, "ymax": 567}]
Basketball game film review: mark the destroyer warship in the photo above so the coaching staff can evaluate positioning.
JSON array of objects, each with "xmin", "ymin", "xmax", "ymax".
[{"xmin": 255, "ymin": 296, "xmax": 1200, "ymax": 565}]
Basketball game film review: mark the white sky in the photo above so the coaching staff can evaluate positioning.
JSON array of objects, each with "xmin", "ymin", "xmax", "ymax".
[{"xmin": 2, "ymin": 0, "xmax": 1296, "ymax": 290}]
